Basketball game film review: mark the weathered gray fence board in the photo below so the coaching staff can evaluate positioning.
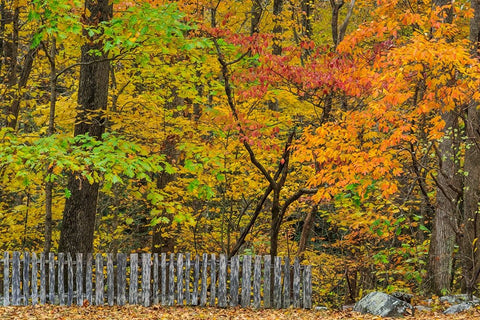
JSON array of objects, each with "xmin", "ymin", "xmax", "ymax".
[
  {"xmin": 263, "ymin": 255, "xmax": 271, "ymax": 308},
  {"xmin": 129, "ymin": 253, "xmax": 138, "ymax": 305},
  {"xmin": 273, "ymin": 256, "xmax": 282, "ymax": 309},
  {"xmin": 67, "ymin": 253, "xmax": 74, "ymax": 306},
  {"xmin": 210, "ymin": 253, "xmax": 216, "ymax": 307},
  {"xmin": 253, "ymin": 255, "xmax": 261, "ymax": 308},
  {"xmin": 218, "ymin": 254, "xmax": 227, "ymax": 307},
  {"xmin": 293, "ymin": 258, "xmax": 301, "ymax": 308},
  {"xmin": 76, "ymin": 253, "xmax": 83, "ymax": 306},
  {"xmin": 117, "ymin": 253, "xmax": 127, "ymax": 306},
  {"xmin": 230, "ymin": 255, "xmax": 239, "ymax": 307},
  {"xmin": 177, "ymin": 253, "xmax": 184, "ymax": 306},
  {"xmin": 200, "ymin": 253, "xmax": 208, "ymax": 307},
  {"xmin": 12, "ymin": 251, "xmax": 20, "ymax": 305},
  {"xmin": 3, "ymin": 252, "xmax": 9, "ymax": 306},
  {"xmin": 31, "ymin": 253, "xmax": 38, "ymax": 305},
  {"xmin": 107, "ymin": 253, "xmax": 114, "ymax": 306},
  {"xmin": 23, "ymin": 252, "xmax": 29, "ymax": 305},
  {"xmin": 85, "ymin": 254, "xmax": 93, "ymax": 304},
  {"xmin": 168, "ymin": 253, "xmax": 175, "ymax": 306},
  {"xmin": 161, "ymin": 253, "xmax": 167, "ymax": 305},
  {"xmin": 0, "ymin": 252, "xmax": 312, "ymax": 309},
  {"xmin": 153, "ymin": 253, "xmax": 159, "ymax": 305}
]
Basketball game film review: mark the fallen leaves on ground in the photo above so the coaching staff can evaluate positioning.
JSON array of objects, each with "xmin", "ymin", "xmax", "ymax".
[{"xmin": 0, "ymin": 305, "xmax": 479, "ymax": 320}]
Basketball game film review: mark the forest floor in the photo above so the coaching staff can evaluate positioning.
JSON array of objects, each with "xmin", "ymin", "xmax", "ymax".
[{"xmin": 0, "ymin": 305, "xmax": 479, "ymax": 319}]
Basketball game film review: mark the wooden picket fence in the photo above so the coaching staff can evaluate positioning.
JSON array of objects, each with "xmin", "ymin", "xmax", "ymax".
[{"xmin": 0, "ymin": 252, "xmax": 312, "ymax": 309}]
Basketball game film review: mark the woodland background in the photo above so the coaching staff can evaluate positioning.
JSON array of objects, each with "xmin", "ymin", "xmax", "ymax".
[{"xmin": 2, "ymin": 0, "xmax": 480, "ymax": 308}]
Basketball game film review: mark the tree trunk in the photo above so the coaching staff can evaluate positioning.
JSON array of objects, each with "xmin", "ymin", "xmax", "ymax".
[
  {"xmin": 58, "ymin": 0, "xmax": 112, "ymax": 254},
  {"xmin": 460, "ymin": 0, "xmax": 480, "ymax": 296}
]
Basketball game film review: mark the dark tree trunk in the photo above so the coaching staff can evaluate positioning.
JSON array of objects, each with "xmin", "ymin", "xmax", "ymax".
[
  {"xmin": 460, "ymin": 0, "xmax": 480, "ymax": 297},
  {"xmin": 426, "ymin": 0, "xmax": 461, "ymax": 296},
  {"xmin": 58, "ymin": 0, "xmax": 112, "ymax": 254}
]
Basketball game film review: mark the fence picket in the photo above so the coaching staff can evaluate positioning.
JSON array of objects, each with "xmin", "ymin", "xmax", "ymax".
[
  {"xmin": 177, "ymin": 254, "xmax": 184, "ymax": 306},
  {"xmin": 95, "ymin": 254, "xmax": 104, "ymax": 306},
  {"xmin": 230, "ymin": 255, "xmax": 239, "ymax": 307},
  {"xmin": 23, "ymin": 252, "xmax": 30, "ymax": 305},
  {"xmin": 153, "ymin": 253, "xmax": 159, "ymax": 305},
  {"xmin": 76, "ymin": 253, "xmax": 83, "ymax": 306},
  {"xmin": 161, "ymin": 253, "xmax": 166, "ymax": 305},
  {"xmin": 129, "ymin": 253, "xmax": 138, "ymax": 305},
  {"xmin": 85, "ymin": 254, "xmax": 93, "ymax": 304},
  {"xmin": 218, "ymin": 254, "xmax": 227, "ymax": 307},
  {"xmin": 200, "ymin": 253, "xmax": 208, "ymax": 306},
  {"xmin": 293, "ymin": 258, "xmax": 301, "ymax": 308},
  {"xmin": 40, "ymin": 253, "xmax": 46, "ymax": 305},
  {"xmin": 168, "ymin": 253, "xmax": 175, "ymax": 306},
  {"xmin": 273, "ymin": 256, "xmax": 282, "ymax": 309},
  {"xmin": 107, "ymin": 253, "xmax": 114, "ymax": 306},
  {"xmin": 117, "ymin": 253, "xmax": 127, "ymax": 306},
  {"xmin": 303, "ymin": 265, "xmax": 312, "ymax": 309},
  {"xmin": 185, "ymin": 253, "xmax": 191, "ymax": 305},
  {"xmin": 12, "ymin": 251, "xmax": 20, "ymax": 305},
  {"xmin": 48, "ymin": 252, "xmax": 55, "ymax": 303},
  {"xmin": 31, "ymin": 252, "xmax": 38, "ymax": 305},
  {"xmin": 253, "ymin": 256, "xmax": 261, "ymax": 308},
  {"xmin": 58, "ymin": 253, "xmax": 64, "ymax": 305},
  {"xmin": 192, "ymin": 254, "xmax": 199, "ymax": 306},
  {"xmin": 142, "ymin": 253, "xmax": 151, "ymax": 307},
  {"xmin": 67, "ymin": 253, "xmax": 73, "ymax": 306},
  {"xmin": 283, "ymin": 257, "xmax": 290, "ymax": 308},
  {"xmin": 263, "ymin": 255, "xmax": 271, "ymax": 308},
  {"xmin": 3, "ymin": 252, "xmax": 9, "ymax": 306},
  {"xmin": 241, "ymin": 255, "xmax": 251, "ymax": 307},
  {"xmin": 210, "ymin": 253, "xmax": 216, "ymax": 306}
]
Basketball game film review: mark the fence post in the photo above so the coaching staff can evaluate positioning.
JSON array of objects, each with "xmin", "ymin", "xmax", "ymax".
[
  {"xmin": 273, "ymin": 256, "xmax": 282, "ymax": 309},
  {"xmin": 117, "ymin": 253, "xmax": 127, "ymax": 306},
  {"xmin": 23, "ymin": 252, "xmax": 30, "ymax": 305},
  {"xmin": 303, "ymin": 265, "xmax": 312, "ymax": 309},
  {"xmin": 58, "ymin": 253, "xmax": 64, "ymax": 305},
  {"xmin": 293, "ymin": 258, "xmax": 301, "ymax": 308},
  {"xmin": 76, "ymin": 253, "xmax": 83, "ymax": 306},
  {"xmin": 153, "ymin": 253, "xmax": 159, "ymax": 305},
  {"xmin": 218, "ymin": 254, "xmax": 227, "ymax": 307},
  {"xmin": 230, "ymin": 255, "xmax": 239, "ymax": 307},
  {"xmin": 253, "ymin": 255, "xmax": 261, "ymax": 308},
  {"xmin": 95, "ymin": 254, "xmax": 104, "ymax": 305},
  {"xmin": 283, "ymin": 257, "xmax": 290, "ymax": 308},
  {"xmin": 40, "ymin": 253, "xmax": 46, "ymax": 305},
  {"xmin": 185, "ymin": 253, "xmax": 191, "ymax": 305},
  {"xmin": 107, "ymin": 253, "xmax": 114, "ymax": 306},
  {"xmin": 241, "ymin": 255, "xmax": 251, "ymax": 307},
  {"xmin": 85, "ymin": 254, "xmax": 93, "ymax": 304},
  {"xmin": 12, "ymin": 251, "xmax": 21, "ymax": 305},
  {"xmin": 161, "ymin": 253, "xmax": 166, "ymax": 305},
  {"xmin": 3, "ymin": 252, "xmax": 9, "ymax": 306},
  {"xmin": 263, "ymin": 255, "xmax": 271, "ymax": 308},
  {"xmin": 49, "ymin": 253, "xmax": 56, "ymax": 304},
  {"xmin": 142, "ymin": 253, "xmax": 151, "ymax": 307},
  {"xmin": 177, "ymin": 253, "xmax": 184, "ymax": 306},
  {"xmin": 31, "ymin": 252, "xmax": 38, "ymax": 306},
  {"xmin": 129, "ymin": 253, "xmax": 138, "ymax": 305},
  {"xmin": 168, "ymin": 253, "xmax": 175, "ymax": 306},
  {"xmin": 210, "ymin": 253, "xmax": 216, "ymax": 306},
  {"xmin": 67, "ymin": 253, "xmax": 73, "ymax": 306},
  {"xmin": 200, "ymin": 253, "xmax": 208, "ymax": 307},
  {"xmin": 191, "ymin": 254, "xmax": 200, "ymax": 306}
]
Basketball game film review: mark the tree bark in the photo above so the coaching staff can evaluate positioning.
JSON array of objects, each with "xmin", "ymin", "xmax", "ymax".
[
  {"xmin": 58, "ymin": 0, "xmax": 112, "ymax": 254},
  {"xmin": 460, "ymin": 0, "xmax": 480, "ymax": 297}
]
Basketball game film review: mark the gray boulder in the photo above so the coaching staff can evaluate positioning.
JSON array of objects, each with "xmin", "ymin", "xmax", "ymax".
[
  {"xmin": 443, "ymin": 302, "xmax": 473, "ymax": 314},
  {"xmin": 439, "ymin": 294, "xmax": 480, "ymax": 305},
  {"xmin": 354, "ymin": 292, "xmax": 413, "ymax": 317}
]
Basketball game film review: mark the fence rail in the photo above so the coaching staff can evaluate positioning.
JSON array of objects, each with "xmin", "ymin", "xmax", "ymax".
[{"xmin": 0, "ymin": 252, "xmax": 312, "ymax": 309}]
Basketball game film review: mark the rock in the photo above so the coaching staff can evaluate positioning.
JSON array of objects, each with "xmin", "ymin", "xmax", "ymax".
[
  {"xmin": 439, "ymin": 294, "xmax": 480, "ymax": 305},
  {"xmin": 354, "ymin": 292, "xmax": 413, "ymax": 317},
  {"xmin": 391, "ymin": 292, "xmax": 413, "ymax": 304},
  {"xmin": 414, "ymin": 305, "xmax": 432, "ymax": 312},
  {"xmin": 314, "ymin": 306, "xmax": 328, "ymax": 311},
  {"xmin": 443, "ymin": 302, "xmax": 473, "ymax": 314}
]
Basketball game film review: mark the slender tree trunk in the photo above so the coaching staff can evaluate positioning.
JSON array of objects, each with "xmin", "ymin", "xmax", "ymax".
[
  {"xmin": 460, "ymin": 0, "xmax": 480, "ymax": 297},
  {"xmin": 58, "ymin": 0, "xmax": 112, "ymax": 254},
  {"xmin": 296, "ymin": 205, "xmax": 317, "ymax": 260}
]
